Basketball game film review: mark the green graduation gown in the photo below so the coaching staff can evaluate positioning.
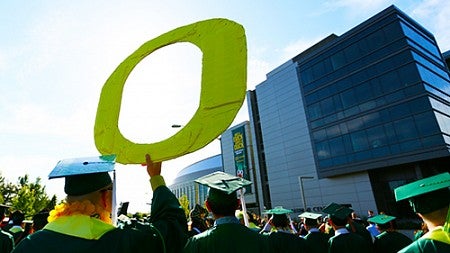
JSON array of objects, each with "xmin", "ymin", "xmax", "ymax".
[
  {"xmin": 13, "ymin": 185, "xmax": 187, "ymax": 253},
  {"xmin": 183, "ymin": 217, "xmax": 270, "ymax": 253},
  {"xmin": 262, "ymin": 230, "xmax": 310, "ymax": 253},
  {"xmin": 328, "ymin": 228, "xmax": 373, "ymax": 253},
  {"xmin": 0, "ymin": 229, "xmax": 14, "ymax": 253},
  {"xmin": 304, "ymin": 229, "xmax": 329, "ymax": 253},
  {"xmin": 398, "ymin": 238, "xmax": 450, "ymax": 253},
  {"xmin": 346, "ymin": 221, "xmax": 373, "ymax": 245},
  {"xmin": 373, "ymin": 231, "xmax": 412, "ymax": 253}
]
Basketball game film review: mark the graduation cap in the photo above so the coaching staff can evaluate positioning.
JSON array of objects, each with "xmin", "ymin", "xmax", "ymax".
[
  {"xmin": 49, "ymin": 154, "xmax": 116, "ymax": 196},
  {"xmin": 367, "ymin": 214, "xmax": 396, "ymax": 225},
  {"xmin": 263, "ymin": 206, "xmax": 293, "ymax": 215},
  {"xmin": 299, "ymin": 212, "xmax": 322, "ymax": 220},
  {"xmin": 394, "ymin": 172, "xmax": 450, "ymax": 214},
  {"xmin": 195, "ymin": 171, "xmax": 252, "ymax": 195},
  {"xmin": 322, "ymin": 202, "xmax": 353, "ymax": 220}
]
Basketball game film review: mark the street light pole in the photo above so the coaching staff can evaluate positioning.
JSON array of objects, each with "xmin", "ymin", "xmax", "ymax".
[{"xmin": 298, "ymin": 176, "xmax": 314, "ymax": 212}]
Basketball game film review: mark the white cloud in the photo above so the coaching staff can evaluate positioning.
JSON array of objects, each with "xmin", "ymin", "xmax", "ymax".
[{"xmin": 411, "ymin": 0, "xmax": 450, "ymax": 51}]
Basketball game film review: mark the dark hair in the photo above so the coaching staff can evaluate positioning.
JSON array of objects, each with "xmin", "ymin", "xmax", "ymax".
[
  {"xmin": 330, "ymin": 215, "xmax": 347, "ymax": 226},
  {"xmin": 11, "ymin": 210, "xmax": 25, "ymax": 225},
  {"xmin": 304, "ymin": 217, "xmax": 320, "ymax": 227},
  {"xmin": 207, "ymin": 189, "xmax": 238, "ymax": 216},
  {"xmin": 272, "ymin": 214, "xmax": 289, "ymax": 227}
]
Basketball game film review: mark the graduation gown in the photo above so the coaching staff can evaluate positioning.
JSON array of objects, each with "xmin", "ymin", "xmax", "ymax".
[
  {"xmin": 183, "ymin": 217, "xmax": 270, "ymax": 253},
  {"xmin": 373, "ymin": 231, "xmax": 412, "ymax": 253},
  {"xmin": 0, "ymin": 229, "xmax": 14, "ymax": 253},
  {"xmin": 328, "ymin": 229, "xmax": 373, "ymax": 253},
  {"xmin": 262, "ymin": 230, "xmax": 310, "ymax": 253},
  {"xmin": 304, "ymin": 229, "xmax": 329, "ymax": 253},
  {"xmin": 398, "ymin": 238, "xmax": 450, "ymax": 253},
  {"xmin": 13, "ymin": 185, "xmax": 188, "ymax": 253}
]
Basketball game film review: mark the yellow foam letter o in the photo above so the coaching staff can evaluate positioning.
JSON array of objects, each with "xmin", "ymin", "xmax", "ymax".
[{"xmin": 94, "ymin": 18, "xmax": 247, "ymax": 164}]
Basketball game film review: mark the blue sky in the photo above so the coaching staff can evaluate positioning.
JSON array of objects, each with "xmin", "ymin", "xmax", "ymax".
[{"xmin": 1, "ymin": 0, "xmax": 449, "ymax": 212}]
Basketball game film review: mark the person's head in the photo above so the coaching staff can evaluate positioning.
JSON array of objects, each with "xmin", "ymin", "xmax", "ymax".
[
  {"xmin": 395, "ymin": 172, "xmax": 450, "ymax": 228},
  {"xmin": 323, "ymin": 202, "xmax": 353, "ymax": 229},
  {"xmin": 206, "ymin": 188, "xmax": 239, "ymax": 217},
  {"xmin": 10, "ymin": 210, "xmax": 25, "ymax": 226},
  {"xmin": 368, "ymin": 214, "xmax": 395, "ymax": 232},
  {"xmin": 32, "ymin": 210, "xmax": 50, "ymax": 231},
  {"xmin": 299, "ymin": 212, "xmax": 322, "ymax": 230},
  {"xmin": 195, "ymin": 171, "xmax": 252, "ymax": 219},
  {"xmin": 0, "ymin": 204, "xmax": 10, "ymax": 220},
  {"xmin": 271, "ymin": 214, "xmax": 289, "ymax": 228}
]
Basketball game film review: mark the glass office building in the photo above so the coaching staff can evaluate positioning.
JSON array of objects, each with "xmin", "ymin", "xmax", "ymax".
[{"xmin": 248, "ymin": 5, "xmax": 450, "ymax": 217}]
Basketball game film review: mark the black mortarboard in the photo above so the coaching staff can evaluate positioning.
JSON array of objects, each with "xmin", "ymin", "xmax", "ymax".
[
  {"xmin": 322, "ymin": 202, "xmax": 353, "ymax": 220},
  {"xmin": 49, "ymin": 154, "xmax": 116, "ymax": 196},
  {"xmin": 395, "ymin": 172, "xmax": 450, "ymax": 214}
]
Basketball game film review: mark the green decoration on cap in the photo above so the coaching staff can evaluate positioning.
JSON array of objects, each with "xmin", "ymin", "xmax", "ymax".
[
  {"xmin": 94, "ymin": 18, "xmax": 247, "ymax": 164},
  {"xmin": 49, "ymin": 155, "xmax": 116, "ymax": 196},
  {"xmin": 367, "ymin": 214, "xmax": 396, "ymax": 225},
  {"xmin": 263, "ymin": 206, "xmax": 293, "ymax": 215},
  {"xmin": 195, "ymin": 171, "xmax": 252, "ymax": 195}
]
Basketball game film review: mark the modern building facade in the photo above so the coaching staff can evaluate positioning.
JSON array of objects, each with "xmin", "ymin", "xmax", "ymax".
[
  {"xmin": 247, "ymin": 5, "xmax": 450, "ymax": 218},
  {"xmin": 170, "ymin": 5, "xmax": 450, "ymax": 219}
]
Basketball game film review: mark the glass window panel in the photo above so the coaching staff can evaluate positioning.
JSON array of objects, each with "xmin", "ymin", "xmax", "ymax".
[
  {"xmin": 397, "ymin": 63, "xmax": 420, "ymax": 86},
  {"xmin": 350, "ymin": 130, "xmax": 369, "ymax": 152},
  {"xmin": 354, "ymin": 82, "xmax": 373, "ymax": 103},
  {"xmin": 344, "ymin": 43, "xmax": 361, "ymax": 63},
  {"xmin": 379, "ymin": 70, "xmax": 401, "ymax": 93},
  {"xmin": 332, "ymin": 155, "xmax": 348, "ymax": 166},
  {"xmin": 331, "ymin": 51, "xmax": 346, "ymax": 70},
  {"xmin": 340, "ymin": 89, "xmax": 358, "ymax": 108},
  {"xmin": 394, "ymin": 117, "xmax": 419, "ymax": 142},
  {"xmin": 371, "ymin": 146, "xmax": 390, "ymax": 158},
  {"xmin": 366, "ymin": 125, "xmax": 387, "ymax": 148},
  {"xmin": 344, "ymin": 105, "xmax": 360, "ymax": 118},
  {"xmin": 342, "ymin": 134, "xmax": 353, "ymax": 153},
  {"xmin": 347, "ymin": 117, "xmax": 364, "ymax": 132},
  {"xmin": 359, "ymin": 100, "xmax": 377, "ymax": 112},
  {"xmin": 383, "ymin": 21, "xmax": 403, "ymax": 42},
  {"xmin": 385, "ymin": 90, "xmax": 405, "ymax": 104},
  {"xmin": 384, "ymin": 122, "xmax": 397, "ymax": 143},
  {"xmin": 308, "ymin": 102, "xmax": 322, "ymax": 120},
  {"xmin": 312, "ymin": 61, "xmax": 325, "ymax": 80},
  {"xmin": 408, "ymin": 97, "xmax": 430, "ymax": 114},
  {"xmin": 329, "ymin": 137, "xmax": 346, "ymax": 156},
  {"xmin": 323, "ymin": 58, "xmax": 333, "ymax": 73},
  {"xmin": 362, "ymin": 111, "xmax": 381, "ymax": 128},
  {"xmin": 333, "ymin": 94, "xmax": 343, "ymax": 111},
  {"xmin": 389, "ymin": 103, "xmax": 411, "ymax": 120},
  {"xmin": 435, "ymin": 111, "xmax": 450, "ymax": 135},
  {"xmin": 320, "ymin": 97, "xmax": 335, "ymax": 116},
  {"xmin": 301, "ymin": 67, "xmax": 314, "ymax": 85},
  {"xmin": 399, "ymin": 139, "xmax": 422, "ymax": 152},
  {"xmin": 313, "ymin": 129, "xmax": 327, "ymax": 142},
  {"xmin": 315, "ymin": 141, "xmax": 330, "ymax": 159},
  {"xmin": 421, "ymin": 135, "xmax": 445, "ymax": 148},
  {"xmin": 370, "ymin": 78, "xmax": 383, "ymax": 96},
  {"xmin": 404, "ymin": 83, "xmax": 424, "ymax": 96},
  {"xmin": 365, "ymin": 30, "xmax": 386, "ymax": 51},
  {"xmin": 400, "ymin": 22, "xmax": 441, "ymax": 58},
  {"xmin": 326, "ymin": 125, "xmax": 341, "ymax": 139},
  {"xmin": 339, "ymin": 123, "xmax": 348, "ymax": 135}
]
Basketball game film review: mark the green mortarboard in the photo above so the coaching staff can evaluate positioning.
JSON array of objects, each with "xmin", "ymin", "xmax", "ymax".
[
  {"xmin": 367, "ymin": 214, "xmax": 396, "ymax": 225},
  {"xmin": 394, "ymin": 172, "xmax": 450, "ymax": 214},
  {"xmin": 49, "ymin": 154, "xmax": 116, "ymax": 196},
  {"xmin": 322, "ymin": 202, "xmax": 353, "ymax": 220},
  {"xmin": 195, "ymin": 171, "xmax": 252, "ymax": 195},
  {"xmin": 263, "ymin": 206, "xmax": 293, "ymax": 215},
  {"xmin": 299, "ymin": 212, "xmax": 322, "ymax": 220}
]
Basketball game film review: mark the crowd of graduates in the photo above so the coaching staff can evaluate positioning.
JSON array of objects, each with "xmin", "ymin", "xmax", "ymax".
[{"xmin": 0, "ymin": 154, "xmax": 448, "ymax": 253}]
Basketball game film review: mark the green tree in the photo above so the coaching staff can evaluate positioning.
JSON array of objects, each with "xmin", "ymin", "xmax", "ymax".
[{"xmin": 0, "ymin": 174, "xmax": 57, "ymax": 219}]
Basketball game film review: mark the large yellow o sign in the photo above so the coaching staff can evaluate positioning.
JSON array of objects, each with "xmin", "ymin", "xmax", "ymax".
[{"xmin": 94, "ymin": 18, "xmax": 247, "ymax": 164}]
